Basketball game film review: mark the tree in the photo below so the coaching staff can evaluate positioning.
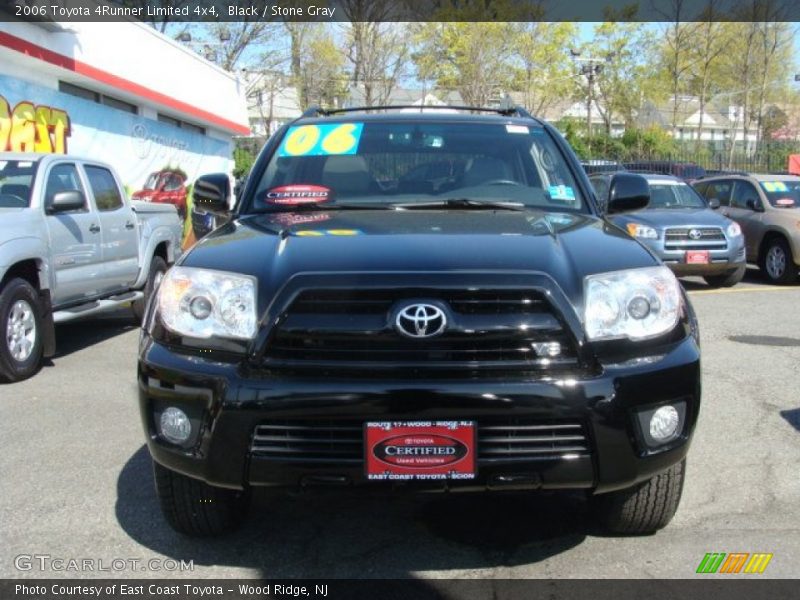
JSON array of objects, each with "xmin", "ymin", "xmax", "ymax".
[
  {"xmin": 340, "ymin": 1, "xmax": 410, "ymax": 106},
  {"xmin": 296, "ymin": 29, "xmax": 348, "ymax": 109},
  {"xmin": 510, "ymin": 22, "xmax": 578, "ymax": 116},
  {"xmin": 684, "ymin": 2, "xmax": 733, "ymax": 142},
  {"xmin": 412, "ymin": 22, "xmax": 517, "ymax": 106},
  {"xmin": 656, "ymin": 0, "xmax": 697, "ymax": 136},
  {"xmin": 583, "ymin": 22, "xmax": 656, "ymax": 135}
]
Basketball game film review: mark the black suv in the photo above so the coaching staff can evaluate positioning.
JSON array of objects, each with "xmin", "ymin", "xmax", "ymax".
[{"xmin": 138, "ymin": 106, "xmax": 701, "ymax": 536}]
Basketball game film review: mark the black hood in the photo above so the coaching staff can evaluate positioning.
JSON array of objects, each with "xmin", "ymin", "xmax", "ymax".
[{"xmin": 181, "ymin": 210, "xmax": 657, "ymax": 307}]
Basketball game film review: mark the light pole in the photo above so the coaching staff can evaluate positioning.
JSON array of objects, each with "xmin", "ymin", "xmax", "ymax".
[{"xmin": 571, "ymin": 50, "xmax": 613, "ymax": 155}]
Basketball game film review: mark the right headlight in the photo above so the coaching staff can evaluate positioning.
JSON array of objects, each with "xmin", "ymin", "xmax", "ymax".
[
  {"xmin": 584, "ymin": 266, "xmax": 682, "ymax": 341},
  {"xmin": 156, "ymin": 266, "xmax": 258, "ymax": 340}
]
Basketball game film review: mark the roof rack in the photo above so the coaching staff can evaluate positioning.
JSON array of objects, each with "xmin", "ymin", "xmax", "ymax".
[{"xmin": 301, "ymin": 105, "xmax": 533, "ymax": 118}]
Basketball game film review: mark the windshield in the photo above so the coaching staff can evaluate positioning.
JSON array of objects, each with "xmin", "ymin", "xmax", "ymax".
[
  {"xmin": 143, "ymin": 173, "xmax": 160, "ymax": 190},
  {"xmin": 759, "ymin": 180, "xmax": 800, "ymax": 208},
  {"xmin": 250, "ymin": 120, "xmax": 586, "ymax": 212},
  {"xmin": 647, "ymin": 182, "xmax": 706, "ymax": 209},
  {"xmin": 0, "ymin": 160, "xmax": 36, "ymax": 208}
]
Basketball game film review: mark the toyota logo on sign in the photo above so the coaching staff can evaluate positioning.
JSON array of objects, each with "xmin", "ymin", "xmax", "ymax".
[
  {"xmin": 395, "ymin": 303, "xmax": 447, "ymax": 338},
  {"xmin": 688, "ymin": 229, "xmax": 702, "ymax": 240}
]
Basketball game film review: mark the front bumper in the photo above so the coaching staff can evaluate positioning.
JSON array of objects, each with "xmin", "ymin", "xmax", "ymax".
[
  {"xmin": 138, "ymin": 333, "xmax": 701, "ymax": 496},
  {"xmin": 639, "ymin": 236, "xmax": 745, "ymax": 276}
]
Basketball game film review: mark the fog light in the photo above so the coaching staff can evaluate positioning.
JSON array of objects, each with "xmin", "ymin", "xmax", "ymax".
[
  {"xmin": 160, "ymin": 407, "xmax": 192, "ymax": 444},
  {"xmin": 649, "ymin": 405, "xmax": 680, "ymax": 441}
]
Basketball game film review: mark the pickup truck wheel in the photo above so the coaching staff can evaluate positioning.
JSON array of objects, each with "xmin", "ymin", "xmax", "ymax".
[
  {"xmin": 760, "ymin": 237, "xmax": 798, "ymax": 285},
  {"xmin": 591, "ymin": 459, "xmax": 685, "ymax": 535},
  {"xmin": 0, "ymin": 279, "xmax": 44, "ymax": 383},
  {"xmin": 703, "ymin": 265, "xmax": 745, "ymax": 288},
  {"xmin": 132, "ymin": 256, "xmax": 168, "ymax": 323},
  {"xmin": 153, "ymin": 460, "xmax": 250, "ymax": 536}
]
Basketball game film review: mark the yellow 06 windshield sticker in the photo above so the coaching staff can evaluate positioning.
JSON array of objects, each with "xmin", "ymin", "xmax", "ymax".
[
  {"xmin": 279, "ymin": 123, "xmax": 364, "ymax": 157},
  {"xmin": 762, "ymin": 181, "xmax": 788, "ymax": 192}
]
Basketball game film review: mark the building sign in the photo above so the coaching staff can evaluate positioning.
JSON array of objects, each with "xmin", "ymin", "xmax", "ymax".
[{"xmin": 0, "ymin": 95, "xmax": 71, "ymax": 153}]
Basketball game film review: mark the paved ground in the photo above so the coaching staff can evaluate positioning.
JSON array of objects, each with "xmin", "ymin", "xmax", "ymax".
[{"xmin": 1, "ymin": 268, "xmax": 798, "ymax": 580}]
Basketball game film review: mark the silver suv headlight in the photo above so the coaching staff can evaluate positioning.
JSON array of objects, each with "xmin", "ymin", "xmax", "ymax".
[
  {"xmin": 584, "ymin": 266, "xmax": 682, "ymax": 341},
  {"xmin": 157, "ymin": 266, "xmax": 258, "ymax": 340}
]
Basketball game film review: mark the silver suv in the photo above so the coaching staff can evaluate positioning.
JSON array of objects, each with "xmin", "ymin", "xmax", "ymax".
[
  {"xmin": 591, "ymin": 173, "xmax": 746, "ymax": 287},
  {"xmin": 694, "ymin": 174, "xmax": 800, "ymax": 284}
]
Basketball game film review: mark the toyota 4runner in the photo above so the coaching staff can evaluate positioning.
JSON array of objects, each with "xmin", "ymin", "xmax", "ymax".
[{"xmin": 138, "ymin": 106, "xmax": 701, "ymax": 536}]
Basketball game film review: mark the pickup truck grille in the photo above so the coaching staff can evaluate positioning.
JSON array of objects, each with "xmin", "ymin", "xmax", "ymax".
[
  {"xmin": 664, "ymin": 227, "xmax": 727, "ymax": 251},
  {"xmin": 262, "ymin": 288, "xmax": 579, "ymax": 373},
  {"xmin": 250, "ymin": 419, "xmax": 590, "ymax": 463}
]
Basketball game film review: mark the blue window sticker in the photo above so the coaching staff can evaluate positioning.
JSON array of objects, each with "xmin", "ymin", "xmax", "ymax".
[
  {"xmin": 548, "ymin": 185, "xmax": 576, "ymax": 201},
  {"xmin": 278, "ymin": 123, "xmax": 364, "ymax": 157}
]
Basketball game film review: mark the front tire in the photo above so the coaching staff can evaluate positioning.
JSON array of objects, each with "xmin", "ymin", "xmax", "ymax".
[
  {"xmin": 591, "ymin": 460, "xmax": 685, "ymax": 535},
  {"xmin": 153, "ymin": 460, "xmax": 251, "ymax": 536},
  {"xmin": 703, "ymin": 265, "xmax": 745, "ymax": 288},
  {"xmin": 132, "ymin": 255, "xmax": 168, "ymax": 323},
  {"xmin": 0, "ymin": 278, "xmax": 44, "ymax": 383},
  {"xmin": 760, "ymin": 237, "xmax": 798, "ymax": 285}
]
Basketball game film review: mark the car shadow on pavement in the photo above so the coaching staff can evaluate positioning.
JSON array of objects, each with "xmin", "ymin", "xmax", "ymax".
[
  {"xmin": 779, "ymin": 409, "xmax": 800, "ymax": 433},
  {"xmin": 679, "ymin": 266, "xmax": 764, "ymax": 292},
  {"xmin": 49, "ymin": 315, "xmax": 138, "ymax": 360},
  {"xmin": 115, "ymin": 446, "xmax": 588, "ymax": 577}
]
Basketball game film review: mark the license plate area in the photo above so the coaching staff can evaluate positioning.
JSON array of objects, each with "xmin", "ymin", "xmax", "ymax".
[
  {"xmin": 686, "ymin": 250, "xmax": 710, "ymax": 264},
  {"xmin": 364, "ymin": 421, "xmax": 476, "ymax": 481}
]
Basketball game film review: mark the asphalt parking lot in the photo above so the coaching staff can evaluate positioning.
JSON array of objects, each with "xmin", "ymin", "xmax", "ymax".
[{"xmin": 1, "ymin": 268, "xmax": 798, "ymax": 580}]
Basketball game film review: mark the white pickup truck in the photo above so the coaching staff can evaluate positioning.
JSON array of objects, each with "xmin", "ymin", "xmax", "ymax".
[{"xmin": 0, "ymin": 153, "xmax": 183, "ymax": 382}]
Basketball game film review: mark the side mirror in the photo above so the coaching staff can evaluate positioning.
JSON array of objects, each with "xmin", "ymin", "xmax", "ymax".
[
  {"xmin": 708, "ymin": 198, "xmax": 721, "ymax": 210},
  {"xmin": 745, "ymin": 198, "xmax": 764, "ymax": 212},
  {"xmin": 193, "ymin": 173, "xmax": 231, "ymax": 214},
  {"xmin": 48, "ymin": 190, "xmax": 85, "ymax": 214},
  {"xmin": 606, "ymin": 173, "xmax": 650, "ymax": 214}
]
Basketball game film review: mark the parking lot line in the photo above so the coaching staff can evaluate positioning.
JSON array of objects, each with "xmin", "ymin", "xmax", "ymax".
[{"xmin": 688, "ymin": 286, "xmax": 797, "ymax": 295}]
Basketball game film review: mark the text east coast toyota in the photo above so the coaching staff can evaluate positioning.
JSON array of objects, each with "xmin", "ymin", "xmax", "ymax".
[{"xmin": 138, "ymin": 107, "xmax": 701, "ymax": 536}]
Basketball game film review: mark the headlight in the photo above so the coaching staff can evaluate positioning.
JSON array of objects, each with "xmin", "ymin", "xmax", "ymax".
[
  {"xmin": 584, "ymin": 266, "xmax": 682, "ymax": 341},
  {"xmin": 157, "ymin": 266, "xmax": 257, "ymax": 339},
  {"xmin": 626, "ymin": 223, "xmax": 659, "ymax": 239},
  {"xmin": 727, "ymin": 222, "xmax": 742, "ymax": 237}
]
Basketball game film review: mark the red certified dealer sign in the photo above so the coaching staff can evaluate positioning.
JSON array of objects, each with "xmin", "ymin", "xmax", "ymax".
[{"xmin": 365, "ymin": 421, "xmax": 476, "ymax": 481}]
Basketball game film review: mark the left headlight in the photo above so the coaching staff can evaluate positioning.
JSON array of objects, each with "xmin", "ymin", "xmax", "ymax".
[
  {"xmin": 727, "ymin": 222, "xmax": 742, "ymax": 237},
  {"xmin": 626, "ymin": 223, "xmax": 659, "ymax": 239},
  {"xmin": 584, "ymin": 266, "xmax": 682, "ymax": 341},
  {"xmin": 157, "ymin": 266, "xmax": 258, "ymax": 340}
]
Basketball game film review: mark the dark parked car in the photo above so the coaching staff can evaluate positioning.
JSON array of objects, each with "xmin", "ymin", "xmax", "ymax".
[
  {"xmin": 139, "ymin": 106, "xmax": 701, "ymax": 537},
  {"xmin": 590, "ymin": 173, "xmax": 746, "ymax": 287},
  {"xmin": 624, "ymin": 160, "xmax": 706, "ymax": 183},
  {"xmin": 581, "ymin": 159, "xmax": 625, "ymax": 175},
  {"xmin": 694, "ymin": 173, "xmax": 800, "ymax": 284}
]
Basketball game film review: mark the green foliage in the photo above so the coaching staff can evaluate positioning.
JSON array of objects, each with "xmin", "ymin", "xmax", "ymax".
[
  {"xmin": 620, "ymin": 127, "xmax": 678, "ymax": 159},
  {"xmin": 233, "ymin": 147, "xmax": 256, "ymax": 180}
]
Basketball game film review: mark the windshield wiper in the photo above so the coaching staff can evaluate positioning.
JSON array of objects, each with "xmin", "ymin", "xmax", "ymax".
[{"xmin": 392, "ymin": 198, "xmax": 525, "ymax": 211}]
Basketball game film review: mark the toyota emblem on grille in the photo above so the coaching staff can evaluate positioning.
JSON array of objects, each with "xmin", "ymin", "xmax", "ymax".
[
  {"xmin": 395, "ymin": 303, "xmax": 447, "ymax": 338},
  {"xmin": 688, "ymin": 228, "xmax": 702, "ymax": 240}
]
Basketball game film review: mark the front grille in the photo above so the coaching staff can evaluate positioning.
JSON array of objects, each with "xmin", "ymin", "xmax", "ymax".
[
  {"xmin": 664, "ymin": 227, "xmax": 727, "ymax": 251},
  {"xmin": 262, "ymin": 288, "xmax": 579, "ymax": 372},
  {"xmin": 250, "ymin": 419, "xmax": 590, "ymax": 463}
]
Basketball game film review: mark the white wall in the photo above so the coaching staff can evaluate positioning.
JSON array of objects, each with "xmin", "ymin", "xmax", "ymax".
[{"xmin": 0, "ymin": 20, "xmax": 248, "ymax": 135}]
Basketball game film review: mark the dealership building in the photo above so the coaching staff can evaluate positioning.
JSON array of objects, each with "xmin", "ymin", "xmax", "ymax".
[{"xmin": 0, "ymin": 19, "xmax": 249, "ymax": 197}]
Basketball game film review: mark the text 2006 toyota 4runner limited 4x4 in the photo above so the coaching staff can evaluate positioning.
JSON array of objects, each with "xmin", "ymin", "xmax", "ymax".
[{"xmin": 138, "ymin": 107, "xmax": 701, "ymax": 536}]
